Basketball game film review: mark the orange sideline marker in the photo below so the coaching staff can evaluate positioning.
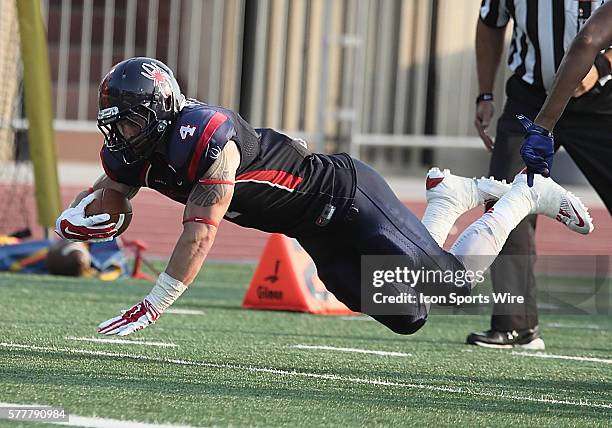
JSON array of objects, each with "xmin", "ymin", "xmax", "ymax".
[{"xmin": 242, "ymin": 234, "xmax": 356, "ymax": 315}]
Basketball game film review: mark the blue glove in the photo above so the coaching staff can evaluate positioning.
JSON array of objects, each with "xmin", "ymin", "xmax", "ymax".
[{"xmin": 516, "ymin": 114, "xmax": 554, "ymax": 187}]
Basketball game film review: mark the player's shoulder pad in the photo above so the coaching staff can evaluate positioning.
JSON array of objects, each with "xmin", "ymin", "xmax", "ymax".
[
  {"xmin": 168, "ymin": 100, "xmax": 237, "ymax": 182},
  {"xmin": 100, "ymin": 146, "xmax": 144, "ymax": 186}
]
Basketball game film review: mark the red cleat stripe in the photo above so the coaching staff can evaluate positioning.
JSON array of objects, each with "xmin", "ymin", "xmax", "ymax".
[{"xmin": 425, "ymin": 177, "xmax": 444, "ymax": 190}]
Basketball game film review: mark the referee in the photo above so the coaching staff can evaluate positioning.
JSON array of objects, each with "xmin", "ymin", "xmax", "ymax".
[{"xmin": 470, "ymin": 0, "xmax": 612, "ymax": 349}]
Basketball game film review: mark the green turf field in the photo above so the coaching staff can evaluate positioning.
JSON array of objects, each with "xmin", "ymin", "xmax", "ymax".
[{"xmin": 0, "ymin": 265, "xmax": 610, "ymax": 427}]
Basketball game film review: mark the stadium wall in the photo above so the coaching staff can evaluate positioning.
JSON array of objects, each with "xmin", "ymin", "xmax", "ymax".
[
  {"xmin": 35, "ymin": 0, "xmax": 585, "ymax": 183},
  {"xmin": 41, "ymin": 1, "xmax": 491, "ymax": 161}
]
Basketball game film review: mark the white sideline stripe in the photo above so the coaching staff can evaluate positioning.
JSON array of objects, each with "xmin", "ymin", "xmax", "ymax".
[
  {"xmin": 472, "ymin": 342, "xmax": 513, "ymax": 349},
  {"xmin": 536, "ymin": 303, "xmax": 561, "ymax": 310},
  {"xmin": 0, "ymin": 403, "xmax": 200, "ymax": 428},
  {"xmin": 65, "ymin": 337, "xmax": 177, "ymax": 348},
  {"xmin": 293, "ymin": 344, "xmax": 410, "ymax": 357},
  {"xmin": 165, "ymin": 309, "xmax": 205, "ymax": 315},
  {"xmin": 546, "ymin": 323, "xmax": 604, "ymax": 331},
  {"xmin": 513, "ymin": 351, "xmax": 612, "ymax": 365},
  {"xmin": 1, "ymin": 342, "xmax": 610, "ymax": 410},
  {"xmin": 339, "ymin": 315, "xmax": 373, "ymax": 321}
]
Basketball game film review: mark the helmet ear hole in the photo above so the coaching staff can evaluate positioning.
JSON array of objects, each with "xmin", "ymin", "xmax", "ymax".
[{"xmin": 163, "ymin": 96, "xmax": 172, "ymax": 112}]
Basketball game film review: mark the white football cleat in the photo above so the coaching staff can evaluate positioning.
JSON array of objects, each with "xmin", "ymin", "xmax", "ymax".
[
  {"xmin": 426, "ymin": 167, "xmax": 510, "ymax": 214},
  {"xmin": 513, "ymin": 174, "xmax": 594, "ymax": 234},
  {"xmin": 477, "ymin": 175, "xmax": 512, "ymax": 205}
]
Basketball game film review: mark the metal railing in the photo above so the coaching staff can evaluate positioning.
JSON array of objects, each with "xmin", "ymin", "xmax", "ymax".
[{"xmin": 41, "ymin": 0, "xmax": 510, "ymax": 161}]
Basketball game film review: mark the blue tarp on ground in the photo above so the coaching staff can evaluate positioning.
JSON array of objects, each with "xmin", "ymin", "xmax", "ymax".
[{"xmin": 0, "ymin": 239, "xmax": 129, "ymax": 277}]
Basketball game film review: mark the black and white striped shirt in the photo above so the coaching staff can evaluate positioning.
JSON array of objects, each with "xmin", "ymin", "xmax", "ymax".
[{"xmin": 480, "ymin": 0, "xmax": 610, "ymax": 91}]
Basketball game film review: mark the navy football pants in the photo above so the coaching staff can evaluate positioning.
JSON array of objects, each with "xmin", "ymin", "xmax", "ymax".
[{"xmin": 299, "ymin": 159, "xmax": 467, "ymax": 335}]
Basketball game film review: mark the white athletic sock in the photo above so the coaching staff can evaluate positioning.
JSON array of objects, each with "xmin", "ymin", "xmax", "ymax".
[
  {"xmin": 422, "ymin": 199, "xmax": 463, "ymax": 247},
  {"xmin": 449, "ymin": 183, "xmax": 534, "ymax": 274}
]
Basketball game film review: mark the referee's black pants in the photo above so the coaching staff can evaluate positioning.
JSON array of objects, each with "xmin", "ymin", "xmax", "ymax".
[{"xmin": 488, "ymin": 97, "xmax": 612, "ymax": 332}]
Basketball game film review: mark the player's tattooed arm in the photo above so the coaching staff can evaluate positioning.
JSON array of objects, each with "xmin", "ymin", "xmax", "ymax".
[
  {"xmin": 186, "ymin": 141, "xmax": 240, "ymax": 214},
  {"xmin": 168, "ymin": 141, "xmax": 240, "ymax": 285},
  {"xmin": 188, "ymin": 148, "xmax": 235, "ymax": 207}
]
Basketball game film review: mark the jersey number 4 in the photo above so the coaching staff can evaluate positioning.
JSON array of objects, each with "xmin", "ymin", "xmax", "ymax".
[{"xmin": 180, "ymin": 125, "xmax": 197, "ymax": 140}]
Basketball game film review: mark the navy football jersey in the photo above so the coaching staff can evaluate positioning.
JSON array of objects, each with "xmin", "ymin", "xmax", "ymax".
[{"xmin": 101, "ymin": 100, "xmax": 356, "ymax": 237}]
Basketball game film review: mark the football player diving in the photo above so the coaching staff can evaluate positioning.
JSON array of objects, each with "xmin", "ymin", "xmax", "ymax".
[{"xmin": 55, "ymin": 57, "xmax": 593, "ymax": 337}]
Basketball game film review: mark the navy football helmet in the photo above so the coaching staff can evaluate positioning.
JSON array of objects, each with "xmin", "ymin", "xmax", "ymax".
[{"xmin": 97, "ymin": 57, "xmax": 185, "ymax": 164}]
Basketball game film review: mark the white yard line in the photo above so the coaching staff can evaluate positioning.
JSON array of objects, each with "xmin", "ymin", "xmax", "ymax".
[
  {"xmin": 165, "ymin": 309, "xmax": 205, "ymax": 315},
  {"xmin": 65, "ymin": 337, "xmax": 177, "ymax": 348},
  {"xmin": 339, "ymin": 315, "xmax": 373, "ymax": 321},
  {"xmin": 513, "ymin": 351, "xmax": 612, "ymax": 365},
  {"xmin": 546, "ymin": 323, "xmax": 605, "ymax": 331},
  {"xmin": 0, "ymin": 403, "xmax": 200, "ymax": 428},
  {"xmin": 1, "ymin": 342, "xmax": 610, "ymax": 410},
  {"xmin": 536, "ymin": 303, "xmax": 561, "ymax": 310},
  {"xmin": 293, "ymin": 344, "xmax": 411, "ymax": 357}
]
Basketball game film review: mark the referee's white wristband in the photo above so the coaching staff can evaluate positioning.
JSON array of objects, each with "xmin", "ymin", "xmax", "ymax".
[{"xmin": 145, "ymin": 272, "xmax": 188, "ymax": 313}]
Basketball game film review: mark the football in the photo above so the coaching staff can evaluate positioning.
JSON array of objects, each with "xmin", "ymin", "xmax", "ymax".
[{"xmin": 84, "ymin": 188, "xmax": 132, "ymax": 237}]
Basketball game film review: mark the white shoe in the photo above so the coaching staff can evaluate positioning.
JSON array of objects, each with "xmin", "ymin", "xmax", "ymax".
[
  {"xmin": 426, "ymin": 167, "xmax": 510, "ymax": 214},
  {"xmin": 516, "ymin": 337, "xmax": 546, "ymax": 350},
  {"xmin": 512, "ymin": 174, "xmax": 594, "ymax": 234},
  {"xmin": 477, "ymin": 175, "xmax": 512, "ymax": 205}
]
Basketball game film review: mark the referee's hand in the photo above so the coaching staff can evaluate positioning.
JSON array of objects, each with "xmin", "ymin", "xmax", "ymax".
[{"xmin": 474, "ymin": 100, "xmax": 495, "ymax": 151}]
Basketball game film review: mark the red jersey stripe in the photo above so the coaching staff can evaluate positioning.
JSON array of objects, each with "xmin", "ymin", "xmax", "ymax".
[
  {"xmin": 187, "ymin": 112, "xmax": 228, "ymax": 182},
  {"xmin": 198, "ymin": 179, "xmax": 235, "ymax": 186},
  {"xmin": 235, "ymin": 170, "xmax": 304, "ymax": 190}
]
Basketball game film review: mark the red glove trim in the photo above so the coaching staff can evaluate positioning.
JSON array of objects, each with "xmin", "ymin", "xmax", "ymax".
[
  {"xmin": 59, "ymin": 219, "xmax": 116, "ymax": 241},
  {"xmin": 97, "ymin": 299, "xmax": 160, "ymax": 334}
]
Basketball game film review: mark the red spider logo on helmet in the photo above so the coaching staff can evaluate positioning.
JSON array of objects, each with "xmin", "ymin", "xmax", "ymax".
[
  {"xmin": 141, "ymin": 62, "xmax": 172, "ymax": 97},
  {"xmin": 141, "ymin": 62, "xmax": 168, "ymax": 87}
]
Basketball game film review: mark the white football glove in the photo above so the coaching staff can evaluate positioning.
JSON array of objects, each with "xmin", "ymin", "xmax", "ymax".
[
  {"xmin": 97, "ymin": 273, "xmax": 187, "ymax": 336},
  {"xmin": 55, "ymin": 193, "xmax": 117, "ymax": 242},
  {"xmin": 97, "ymin": 299, "xmax": 161, "ymax": 336}
]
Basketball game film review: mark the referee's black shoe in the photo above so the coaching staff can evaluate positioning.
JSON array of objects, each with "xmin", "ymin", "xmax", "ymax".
[{"xmin": 466, "ymin": 326, "xmax": 545, "ymax": 350}]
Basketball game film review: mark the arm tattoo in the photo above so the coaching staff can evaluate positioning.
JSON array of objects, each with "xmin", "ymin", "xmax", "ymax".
[{"xmin": 188, "ymin": 150, "xmax": 233, "ymax": 207}]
